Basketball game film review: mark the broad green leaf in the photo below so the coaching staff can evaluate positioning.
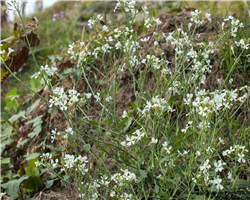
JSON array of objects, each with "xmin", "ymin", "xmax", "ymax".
[
  {"xmin": 45, "ymin": 179, "xmax": 54, "ymax": 188},
  {"xmin": 89, "ymin": 120, "xmax": 99, "ymax": 127},
  {"xmin": 25, "ymin": 159, "xmax": 40, "ymax": 176},
  {"xmin": 25, "ymin": 115, "xmax": 43, "ymax": 125},
  {"xmin": 111, "ymin": 78, "xmax": 116, "ymax": 90},
  {"xmin": 46, "ymin": 145, "xmax": 66, "ymax": 152},
  {"xmin": 169, "ymin": 95, "xmax": 180, "ymax": 104},
  {"xmin": 161, "ymin": 193, "xmax": 170, "ymax": 198},
  {"xmin": 26, "ymin": 99, "xmax": 40, "ymax": 113},
  {"xmin": 1, "ymin": 111, "xmax": 11, "ymax": 121},
  {"xmin": 0, "ymin": 139, "xmax": 14, "ymax": 152},
  {"xmin": 8, "ymin": 111, "xmax": 25, "ymax": 123},
  {"xmin": 118, "ymin": 117, "xmax": 128, "ymax": 130},
  {"xmin": 123, "ymin": 117, "xmax": 133, "ymax": 133},
  {"xmin": 1, "ymin": 42, "xmax": 15, "ymax": 51},
  {"xmin": 95, "ymin": 79, "xmax": 108, "ymax": 85},
  {"xmin": 236, "ymin": 179, "xmax": 250, "ymax": 188},
  {"xmin": 139, "ymin": 170, "xmax": 147, "ymax": 180},
  {"xmin": 1, "ymin": 68, "xmax": 8, "ymax": 83},
  {"xmin": 1, "ymin": 97, "xmax": 6, "ymax": 110},
  {"xmin": 22, "ymin": 175, "xmax": 41, "ymax": 193},
  {"xmin": 28, "ymin": 125, "xmax": 42, "ymax": 138},
  {"xmin": 63, "ymin": 174, "xmax": 70, "ymax": 181},
  {"xmin": 129, "ymin": 102, "xmax": 137, "ymax": 110},
  {"xmin": 72, "ymin": 142, "xmax": 77, "ymax": 147},
  {"xmin": 1, "ymin": 174, "xmax": 31, "ymax": 199},
  {"xmin": 1, "ymin": 157, "xmax": 11, "ymax": 164},
  {"xmin": 1, "ymin": 125, "xmax": 13, "ymax": 138},
  {"xmin": 23, "ymin": 153, "xmax": 41, "ymax": 160},
  {"xmin": 84, "ymin": 144, "xmax": 91, "ymax": 151},
  {"xmin": 28, "ymin": 78, "xmax": 41, "ymax": 90},
  {"xmin": 90, "ymin": 129, "xmax": 99, "ymax": 134},
  {"xmin": 142, "ymin": 136, "xmax": 150, "ymax": 143},
  {"xmin": 13, "ymin": 29, "xmax": 18, "ymax": 40},
  {"xmin": 5, "ymin": 87, "xmax": 20, "ymax": 112},
  {"xmin": 127, "ymin": 129, "xmax": 136, "ymax": 137},
  {"xmin": 48, "ymin": 107, "xmax": 58, "ymax": 116},
  {"xmin": 17, "ymin": 138, "xmax": 30, "ymax": 148}
]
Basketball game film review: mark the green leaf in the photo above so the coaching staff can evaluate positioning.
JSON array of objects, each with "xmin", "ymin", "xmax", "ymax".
[
  {"xmin": 28, "ymin": 78, "xmax": 40, "ymax": 90},
  {"xmin": 142, "ymin": 136, "xmax": 150, "ymax": 143},
  {"xmin": 13, "ymin": 29, "xmax": 18, "ymax": 40},
  {"xmin": 72, "ymin": 142, "xmax": 77, "ymax": 147},
  {"xmin": 1, "ymin": 42, "xmax": 15, "ymax": 51},
  {"xmin": 8, "ymin": 111, "xmax": 25, "ymax": 123},
  {"xmin": 118, "ymin": 117, "xmax": 128, "ymax": 130},
  {"xmin": 95, "ymin": 79, "xmax": 108, "ymax": 85},
  {"xmin": 1, "ymin": 174, "xmax": 31, "ymax": 199},
  {"xmin": 17, "ymin": 138, "xmax": 30, "ymax": 148},
  {"xmin": 25, "ymin": 115, "xmax": 43, "ymax": 125},
  {"xmin": 1, "ymin": 157, "xmax": 11, "ymax": 164},
  {"xmin": 23, "ymin": 153, "xmax": 41, "ymax": 160},
  {"xmin": 25, "ymin": 159, "xmax": 40, "ymax": 176},
  {"xmin": 48, "ymin": 107, "xmax": 58, "ymax": 116},
  {"xmin": 111, "ymin": 78, "xmax": 116, "ymax": 90},
  {"xmin": 46, "ymin": 145, "xmax": 66, "ymax": 152},
  {"xmin": 138, "ymin": 170, "xmax": 147, "ymax": 182},
  {"xmin": 0, "ymin": 138, "xmax": 14, "ymax": 152},
  {"xmin": 28, "ymin": 125, "xmax": 42, "ymax": 138},
  {"xmin": 123, "ymin": 117, "xmax": 133, "ymax": 133},
  {"xmin": 26, "ymin": 99, "xmax": 40, "ymax": 113},
  {"xmin": 22, "ymin": 175, "xmax": 42, "ymax": 193},
  {"xmin": 1, "ymin": 111, "xmax": 11, "ymax": 121},
  {"xmin": 161, "ymin": 193, "xmax": 170, "ymax": 198},
  {"xmin": 1, "ymin": 97, "xmax": 6, "ymax": 109},
  {"xmin": 169, "ymin": 95, "xmax": 180, "ymax": 104},
  {"xmin": 1, "ymin": 125, "xmax": 13, "ymax": 138},
  {"xmin": 129, "ymin": 102, "xmax": 137, "ymax": 110},
  {"xmin": 45, "ymin": 179, "xmax": 54, "ymax": 188},
  {"xmin": 39, "ymin": 166, "xmax": 50, "ymax": 174},
  {"xmin": 127, "ymin": 129, "xmax": 136, "ymax": 137},
  {"xmin": 84, "ymin": 144, "xmax": 91, "ymax": 151},
  {"xmin": 5, "ymin": 87, "xmax": 20, "ymax": 112},
  {"xmin": 236, "ymin": 179, "xmax": 250, "ymax": 188},
  {"xmin": 63, "ymin": 174, "xmax": 70, "ymax": 181},
  {"xmin": 90, "ymin": 129, "xmax": 99, "ymax": 134},
  {"xmin": 89, "ymin": 120, "xmax": 99, "ymax": 127}
]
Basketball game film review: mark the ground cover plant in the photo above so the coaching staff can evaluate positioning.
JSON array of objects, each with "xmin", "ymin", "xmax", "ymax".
[{"xmin": 1, "ymin": 0, "xmax": 250, "ymax": 199}]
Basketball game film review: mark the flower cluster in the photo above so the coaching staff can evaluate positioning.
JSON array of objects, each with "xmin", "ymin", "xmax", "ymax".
[
  {"xmin": 114, "ymin": 0, "xmax": 138, "ymax": 15},
  {"xmin": 86, "ymin": 169, "xmax": 136, "ymax": 199},
  {"xmin": 223, "ymin": 16, "xmax": 244, "ymax": 37},
  {"xmin": 49, "ymin": 87, "xmax": 81, "ymax": 111},
  {"xmin": 61, "ymin": 154, "xmax": 88, "ymax": 175},
  {"xmin": 121, "ymin": 128, "xmax": 145, "ymax": 147},
  {"xmin": 184, "ymin": 87, "xmax": 249, "ymax": 117},
  {"xmin": 67, "ymin": 41, "xmax": 91, "ymax": 62},
  {"xmin": 31, "ymin": 64, "xmax": 57, "ymax": 80},
  {"xmin": 162, "ymin": 141, "xmax": 172, "ymax": 154},
  {"xmin": 139, "ymin": 95, "xmax": 175, "ymax": 117},
  {"xmin": 6, "ymin": 0, "xmax": 24, "ymax": 13},
  {"xmin": 87, "ymin": 14, "xmax": 103, "ymax": 28},
  {"xmin": 222, "ymin": 145, "xmax": 248, "ymax": 163},
  {"xmin": 35, "ymin": 152, "xmax": 53, "ymax": 167},
  {"xmin": 52, "ymin": 12, "xmax": 68, "ymax": 22},
  {"xmin": 235, "ymin": 39, "xmax": 249, "ymax": 50},
  {"xmin": 209, "ymin": 178, "xmax": 223, "ymax": 190},
  {"xmin": 51, "ymin": 127, "xmax": 74, "ymax": 142}
]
